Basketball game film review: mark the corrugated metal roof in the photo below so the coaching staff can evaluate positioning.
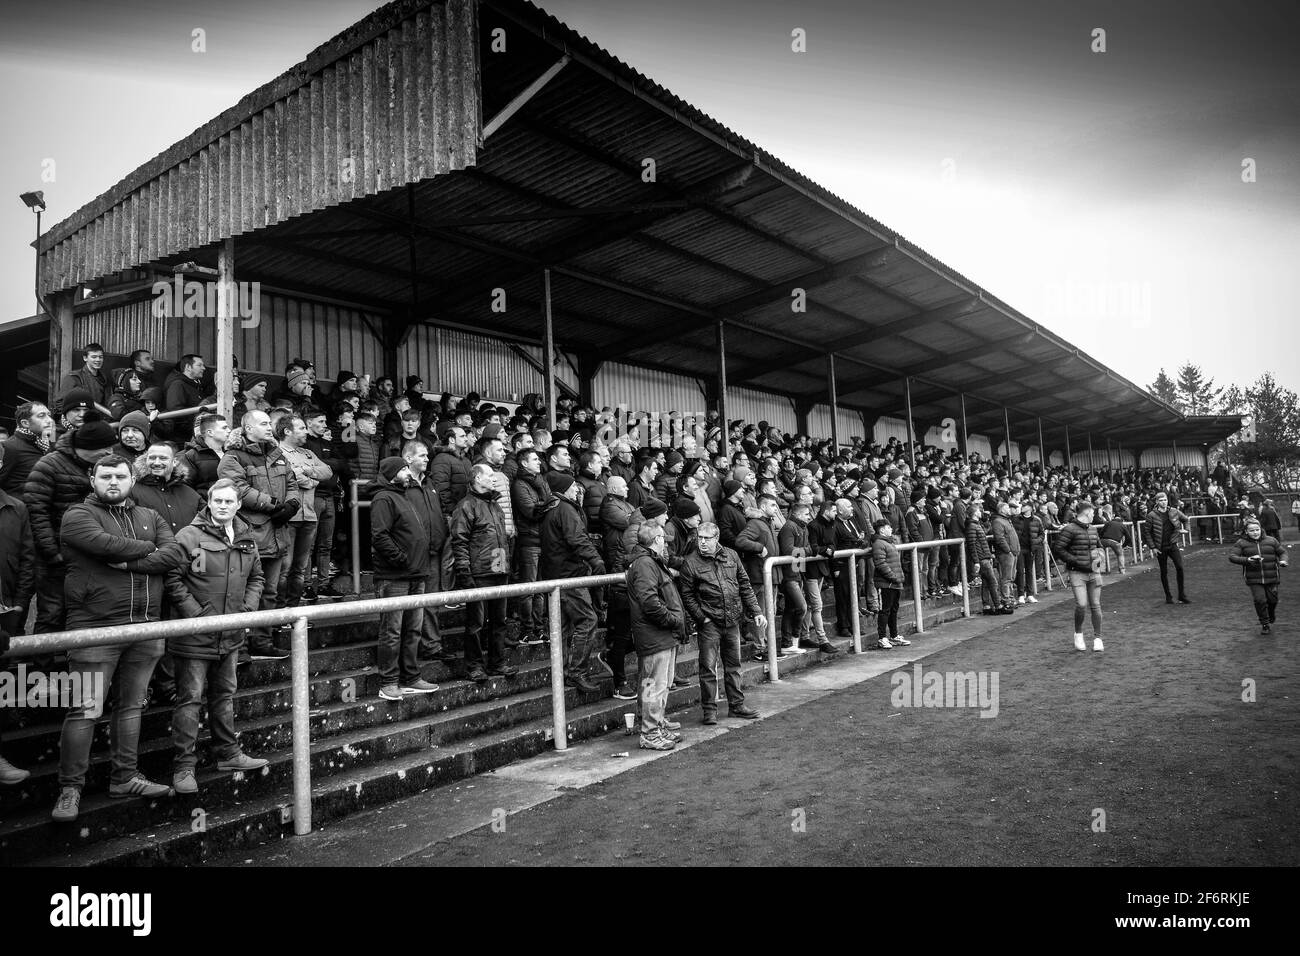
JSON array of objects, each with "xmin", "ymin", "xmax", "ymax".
[{"xmin": 38, "ymin": 0, "xmax": 480, "ymax": 296}]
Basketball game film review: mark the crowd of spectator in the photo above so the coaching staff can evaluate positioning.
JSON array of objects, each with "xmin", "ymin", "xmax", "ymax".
[{"xmin": 0, "ymin": 344, "xmax": 1291, "ymax": 795}]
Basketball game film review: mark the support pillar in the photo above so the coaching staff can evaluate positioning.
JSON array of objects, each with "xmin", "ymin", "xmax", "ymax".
[
  {"xmin": 903, "ymin": 376, "xmax": 915, "ymax": 469},
  {"xmin": 828, "ymin": 353, "xmax": 840, "ymax": 451},
  {"xmin": 1171, "ymin": 438, "xmax": 1179, "ymax": 471},
  {"xmin": 215, "ymin": 238, "xmax": 236, "ymax": 421},
  {"xmin": 1037, "ymin": 417, "xmax": 1045, "ymax": 468},
  {"xmin": 48, "ymin": 288, "xmax": 75, "ymax": 405},
  {"xmin": 959, "ymin": 392, "xmax": 969, "ymax": 460},
  {"xmin": 716, "ymin": 318, "xmax": 729, "ymax": 457},
  {"xmin": 1087, "ymin": 432, "xmax": 1095, "ymax": 474},
  {"xmin": 1065, "ymin": 425, "xmax": 1073, "ymax": 472},
  {"xmin": 1106, "ymin": 437, "xmax": 1114, "ymax": 471},
  {"xmin": 542, "ymin": 269, "xmax": 556, "ymax": 428},
  {"xmin": 1002, "ymin": 405, "xmax": 1012, "ymax": 470}
]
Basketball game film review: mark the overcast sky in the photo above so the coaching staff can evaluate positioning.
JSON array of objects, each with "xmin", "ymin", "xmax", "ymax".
[{"xmin": 2, "ymin": 0, "xmax": 1296, "ymax": 397}]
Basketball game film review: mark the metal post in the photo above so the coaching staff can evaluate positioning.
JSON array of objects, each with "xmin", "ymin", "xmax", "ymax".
[
  {"xmin": 1002, "ymin": 405, "xmax": 1012, "ymax": 470},
  {"xmin": 1037, "ymin": 417, "xmax": 1045, "ymax": 467},
  {"xmin": 1106, "ymin": 437, "xmax": 1114, "ymax": 470},
  {"xmin": 350, "ymin": 480, "xmax": 363, "ymax": 595},
  {"xmin": 959, "ymin": 392, "xmax": 969, "ymax": 460},
  {"xmin": 847, "ymin": 553, "xmax": 861, "ymax": 653},
  {"xmin": 548, "ymin": 586, "xmax": 567, "ymax": 750},
  {"xmin": 542, "ymin": 268, "xmax": 556, "ymax": 428},
  {"xmin": 1171, "ymin": 438, "xmax": 1179, "ymax": 471},
  {"xmin": 1065, "ymin": 425, "xmax": 1073, "ymax": 472},
  {"xmin": 828, "ymin": 353, "xmax": 840, "ymax": 451},
  {"xmin": 716, "ymin": 318, "xmax": 729, "ymax": 457},
  {"xmin": 1215, "ymin": 516, "xmax": 1223, "ymax": 544},
  {"xmin": 904, "ymin": 376, "xmax": 916, "ymax": 469},
  {"xmin": 1087, "ymin": 432, "xmax": 1095, "ymax": 474},
  {"xmin": 216, "ymin": 238, "xmax": 236, "ymax": 421},
  {"xmin": 764, "ymin": 561, "xmax": 780, "ymax": 681},
  {"xmin": 291, "ymin": 615, "xmax": 312, "ymax": 836},
  {"xmin": 958, "ymin": 540, "xmax": 971, "ymax": 617},
  {"xmin": 910, "ymin": 545, "xmax": 925, "ymax": 634}
]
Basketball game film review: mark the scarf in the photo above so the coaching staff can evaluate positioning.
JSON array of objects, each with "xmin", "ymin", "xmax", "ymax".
[{"xmin": 16, "ymin": 423, "xmax": 50, "ymax": 454}]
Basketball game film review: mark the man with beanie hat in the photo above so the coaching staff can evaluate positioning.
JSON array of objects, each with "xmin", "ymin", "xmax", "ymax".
[
  {"xmin": 58, "ymin": 388, "xmax": 95, "ymax": 433},
  {"xmin": 368, "ymin": 453, "xmax": 446, "ymax": 698},
  {"xmin": 718, "ymin": 478, "xmax": 748, "ymax": 550},
  {"xmin": 23, "ymin": 414, "xmax": 117, "ymax": 633},
  {"xmin": 665, "ymin": 496, "xmax": 701, "ymax": 571},
  {"xmin": 540, "ymin": 469, "xmax": 607, "ymax": 694},
  {"xmin": 233, "ymin": 375, "xmax": 270, "ymax": 422},
  {"xmin": 113, "ymin": 409, "xmax": 153, "ymax": 464}
]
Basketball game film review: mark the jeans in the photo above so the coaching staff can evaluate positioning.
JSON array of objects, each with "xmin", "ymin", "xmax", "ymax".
[
  {"xmin": 803, "ymin": 577, "xmax": 827, "ymax": 639},
  {"xmin": 861, "ymin": 557, "xmax": 878, "ymax": 609},
  {"xmin": 172, "ymin": 651, "xmax": 241, "ymax": 771},
  {"xmin": 1101, "ymin": 538, "xmax": 1125, "ymax": 571},
  {"xmin": 877, "ymin": 586, "xmax": 900, "ymax": 639},
  {"xmin": 977, "ymin": 558, "xmax": 1001, "ymax": 609},
  {"xmin": 313, "ymin": 495, "xmax": 336, "ymax": 580},
  {"xmin": 278, "ymin": 522, "xmax": 318, "ymax": 607},
  {"xmin": 1068, "ymin": 569, "xmax": 1104, "ymax": 636},
  {"xmin": 376, "ymin": 578, "xmax": 426, "ymax": 685},
  {"xmin": 59, "ymin": 640, "xmax": 164, "ymax": 788},
  {"xmin": 1248, "ymin": 583, "xmax": 1279, "ymax": 624},
  {"xmin": 947, "ymin": 543, "xmax": 963, "ymax": 585},
  {"xmin": 1016, "ymin": 551, "xmax": 1038, "ymax": 596},
  {"xmin": 514, "ymin": 543, "xmax": 544, "ymax": 635},
  {"xmin": 561, "ymin": 586, "xmax": 598, "ymax": 680},
  {"xmin": 248, "ymin": 553, "xmax": 286, "ymax": 644},
  {"xmin": 781, "ymin": 578, "xmax": 807, "ymax": 640},
  {"xmin": 420, "ymin": 564, "xmax": 444, "ymax": 660},
  {"xmin": 996, "ymin": 552, "xmax": 1018, "ymax": 601},
  {"xmin": 604, "ymin": 588, "xmax": 631, "ymax": 684},
  {"xmin": 637, "ymin": 646, "xmax": 677, "ymax": 735},
  {"xmin": 1155, "ymin": 548, "xmax": 1186, "ymax": 598},
  {"xmin": 465, "ymin": 573, "xmax": 508, "ymax": 671},
  {"xmin": 697, "ymin": 619, "xmax": 744, "ymax": 713}
]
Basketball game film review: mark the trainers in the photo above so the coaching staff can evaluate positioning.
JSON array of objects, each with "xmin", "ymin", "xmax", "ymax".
[
  {"xmin": 639, "ymin": 733, "xmax": 676, "ymax": 751},
  {"xmin": 520, "ymin": 630, "xmax": 546, "ymax": 646},
  {"xmin": 108, "ymin": 775, "xmax": 173, "ymax": 799},
  {"xmin": 659, "ymin": 729, "xmax": 682, "ymax": 742},
  {"xmin": 0, "ymin": 756, "xmax": 31, "ymax": 786},
  {"xmin": 1017, "ymin": 596, "xmax": 1026, "ymax": 605},
  {"xmin": 1092, "ymin": 637, "xmax": 1104, "ymax": 652},
  {"xmin": 485, "ymin": 664, "xmax": 518, "ymax": 678},
  {"xmin": 1073, "ymin": 633, "xmax": 1086, "ymax": 652},
  {"xmin": 1026, "ymin": 595, "xmax": 1039, "ymax": 604},
  {"xmin": 173, "ymin": 769, "xmax": 198, "ymax": 794},
  {"xmin": 874, "ymin": 638, "xmax": 894, "ymax": 649},
  {"xmin": 402, "ymin": 678, "xmax": 440, "ymax": 694},
  {"xmin": 817, "ymin": 641, "xmax": 840, "ymax": 654},
  {"xmin": 1178, "ymin": 596, "xmax": 1191, "ymax": 604},
  {"xmin": 891, "ymin": 635, "xmax": 911, "ymax": 646},
  {"xmin": 1261, "ymin": 623, "xmax": 1271, "ymax": 634},
  {"xmin": 217, "ymin": 753, "xmax": 270, "ymax": 773},
  {"xmin": 378, "ymin": 684, "xmax": 405, "ymax": 701},
  {"xmin": 613, "ymin": 682, "xmax": 638, "ymax": 700},
  {"xmin": 948, "ymin": 585, "xmax": 963, "ymax": 596},
  {"xmin": 51, "ymin": 787, "xmax": 81, "ymax": 822}
]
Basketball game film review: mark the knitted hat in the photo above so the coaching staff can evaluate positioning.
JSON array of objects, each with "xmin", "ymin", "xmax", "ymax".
[
  {"xmin": 287, "ymin": 368, "xmax": 311, "ymax": 392},
  {"xmin": 379, "ymin": 457, "xmax": 407, "ymax": 481},
  {"xmin": 61, "ymin": 389, "xmax": 93, "ymax": 413},
  {"xmin": 640, "ymin": 498, "xmax": 668, "ymax": 520},
  {"xmin": 911, "ymin": 488, "xmax": 926, "ymax": 504},
  {"xmin": 673, "ymin": 498, "xmax": 701, "ymax": 519},
  {"xmin": 723, "ymin": 478, "xmax": 744, "ymax": 498},
  {"xmin": 545, "ymin": 471, "xmax": 575, "ymax": 494},
  {"xmin": 242, "ymin": 375, "xmax": 268, "ymax": 393},
  {"xmin": 926, "ymin": 486, "xmax": 942, "ymax": 501},
  {"xmin": 406, "ymin": 375, "xmax": 423, "ymax": 390},
  {"xmin": 861, "ymin": 477, "xmax": 878, "ymax": 492},
  {"xmin": 480, "ymin": 423, "xmax": 504, "ymax": 442},
  {"xmin": 336, "ymin": 370, "xmax": 358, "ymax": 390},
  {"xmin": 72, "ymin": 418, "xmax": 117, "ymax": 451},
  {"xmin": 141, "ymin": 386, "xmax": 164, "ymax": 407},
  {"xmin": 887, "ymin": 467, "xmax": 903, "ymax": 482},
  {"xmin": 118, "ymin": 410, "xmax": 151, "ymax": 436},
  {"xmin": 665, "ymin": 449, "xmax": 684, "ymax": 469},
  {"xmin": 681, "ymin": 459, "xmax": 702, "ymax": 480}
]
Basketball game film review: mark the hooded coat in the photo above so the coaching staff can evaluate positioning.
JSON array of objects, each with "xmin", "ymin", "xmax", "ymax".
[
  {"xmin": 130, "ymin": 458, "xmax": 203, "ymax": 536},
  {"xmin": 217, "ymin": 439, "xmax": 296, "ymax": 557},
  {"xmin": 367, "ymin": 472, "xmax": 447, "ymax": 580},
  {"xmin": 1228, "ymin": 534, "xmax": 1285, "ymax": 586}
]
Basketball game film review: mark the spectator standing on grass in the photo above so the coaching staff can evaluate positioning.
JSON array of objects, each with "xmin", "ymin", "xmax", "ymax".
[
  {"xmin": 368, "ymin": 455, "xmax": 445, "ymax": 699},
  {"xmin": 1143, "ymin": 491, "xmax": 1191, "ymax": 605},
  {"xmin": 627, "ymin": 523, "xmax": 688, "ymax": 751},
  {"xmin": 1052, "ymin": 500, "xmax": 1106, "ymax": 653},
  {"xmin": 1098, "ymin": 507, "xmax": 1129, "ymax": 574},
  {"xmin": 164, "ymin": 479, "xmax": 270, "ymax": 793},
  {"xmin": 1228, "ymin": 516, "xmax": 1287, "ymax": 635},
  {"xmin": 677, "ymin": 521, "xmax": 765, "ymax": 725},
  {"xmin": 50, "ymin": 455, "xmax": 188, "ymax": 823},
  {"xmin": 1259, "ymin": 499, "xmax": 1283, "ymax": 542}
]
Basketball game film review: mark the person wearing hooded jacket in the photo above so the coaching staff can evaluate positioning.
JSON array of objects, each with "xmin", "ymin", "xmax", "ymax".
[
  {"xmin": 164, "ymin": 478, "xmax": 268, "ymax": 794},
  {"xmin": 1228, "ymin": 517, "xmax": 1287, "ymax": 634},
  {"xmin": 368, "ymin": 454, "xmax": 448, "ymax": 697},
  {"xmin": 540, "ymin": 470, "xmax": 607, "ymax": 694},
  {"xmin": 450, "ymin": 464, "xmax": 515, "ymax": 683}
]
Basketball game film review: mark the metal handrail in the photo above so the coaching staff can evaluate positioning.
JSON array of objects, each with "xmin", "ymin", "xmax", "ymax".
[
  {"xmin": 760, "ymin": 538, "xmax": 970, "ymax": 681},
  {"xmin": 349, "ymin": 478, "xmax": 371, "ymax": 595},
  {"xmin": 3, "ymin": 572, "xmax": 622, "ymax": 837}
]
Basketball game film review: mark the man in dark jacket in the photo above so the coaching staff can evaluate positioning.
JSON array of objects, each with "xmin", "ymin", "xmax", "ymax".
[
  {"xmin": 832, "ymin": 498, "xmax": 870, "ymax": 636},
  {"xmin": 370, "ymin": 454, "xmax": 447, "ymax": 698},
  {"xmin": 664, "ymin": 497, "xmax": 701, "ymax": 572},
  {"xmin": 431, "ymin": 422, "xmax": 473, "ymax": 516},
  {"xmin": 450, "ymin": 464, "xmax": 514, "ymax": 682},
  {"xmin": 181, "ymin": 413, "xmax": 228, "ymax": 497},
  {"xmin": 991, "ymin": 502, "xmax": 1021, "ymax": 607},
  {"xmin": 0, "ymin": 401, "xmax": 54, "ymax": 494},
  {"xmin": 1143, "ymin": 492, "xmax": 1190, "ymax": 605},
  {"xmin": 779, "ymin": 501, "xmax": 835, "ymax": 653},
  {"xmin": 734, "ymin": 493, "xmax": 781, "ymax": 658},
  {"xmin": 511, "ymin": 449, "xmax": 554, "ymax": 645},
  {"xmin": 165, "ymin": 479, "xmax": 269, "ymax": 794},
  {"xmin": 51, "ymin": 455, "xmax": 188, "ymax": 823},
  {"xmin": 678, "ymin": 522, "xmax": 765, "ymax": 724},
  {"xmin": 717, "ymin": 478, "xmax": 749, "ymax": 551},
  {"xmin": 162, "ymin": 354, "xmax": 215, "ymax": 443},
  {"xmin": 305, "ymin": 408, "xmax": 352, "ymax": 589},
  {"xmin": 1259, "ymin": 499, "xmax": 1283, "ymax": 541},
  {"xmin": 58, "ymin": 343, "xmax": 111, "ymax": 415},
  {"xmin": 965, "ymin": 501, "xmax": 1007, "ymax": 615},
  {"xmin": 0, "ymin": 456, "xmax": 34, "ymax": 780},
  {"xmin": 24, "ymin": 416, "xmax": 118, "ymax": 633},
  {"xmin": 804, "ymin": 499, "xmax": 838, "ymax": 642},
  {"xmin": 1052, "ymin": 501, "xmax": 1106, "ymax": 652},
  {"xmin": 627, "ymin": 525, "xmax": 688, "ymax": 750},
  {"xmin": 1012, "ymin": 500, "xmax": 1046, "ymax": 600},
  {"xmin": 217, "ymin": 410, "xmax": 299, "ymax": 659},
  {"xmin": 540, "ymin": 471, "xmax": 606, "ymax": 693}
]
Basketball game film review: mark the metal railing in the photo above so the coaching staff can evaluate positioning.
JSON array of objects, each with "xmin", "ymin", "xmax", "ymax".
[
  {"xmin": 2, "ymin": 572, "xmax": 620, "ymax": 837},
  {"xmin": 760, "ymin": 538, "xmax": 971, "ymax": 681},
  {"xmin": 349, "ymin": 478, "xmax": 371, "ymax": 595}
]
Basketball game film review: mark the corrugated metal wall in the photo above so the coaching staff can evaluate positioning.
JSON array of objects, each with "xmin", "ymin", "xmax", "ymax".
[
  {"xmin": 39, "ymin": 0, "xmax": 481, "ymax": 295},
  {"xmin": 430, "ymin": 327, "xmax": 577, "ymax": 401},
  {"xmin": 592, "ymin": 363, "xmax": 704, "ymax": 417},
  {"xmin": 807, "ymin": 404, "xmax": 866, "ymax": 443},
  {"xmin": 1131, "ymin": 448, "xmax": 1206, "ymax": 469},
  {"xmin": 726, "ymin": 387, "xmax": 796, "ymax": 434},
  {"xmin": 1048, "ymin": 450, "xmax": 1066, "ymax": 467},
  {"xmin": 874, "ymin": 416, "xmax": 910, "ymax": 444},
  {"xmin": 967, "ymin": 434, "xmax": 993, "ymax": 459}
]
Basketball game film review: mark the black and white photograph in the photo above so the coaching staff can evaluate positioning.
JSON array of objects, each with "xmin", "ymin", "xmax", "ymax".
[{"xmin": 0, "ymin": 0, "xmax": 1296, "ymax": 931}]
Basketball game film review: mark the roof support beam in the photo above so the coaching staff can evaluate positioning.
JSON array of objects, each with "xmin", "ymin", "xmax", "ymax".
[{"xmin": 482, "ymin": 55, "xmax": 570, "ymax": 140}]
